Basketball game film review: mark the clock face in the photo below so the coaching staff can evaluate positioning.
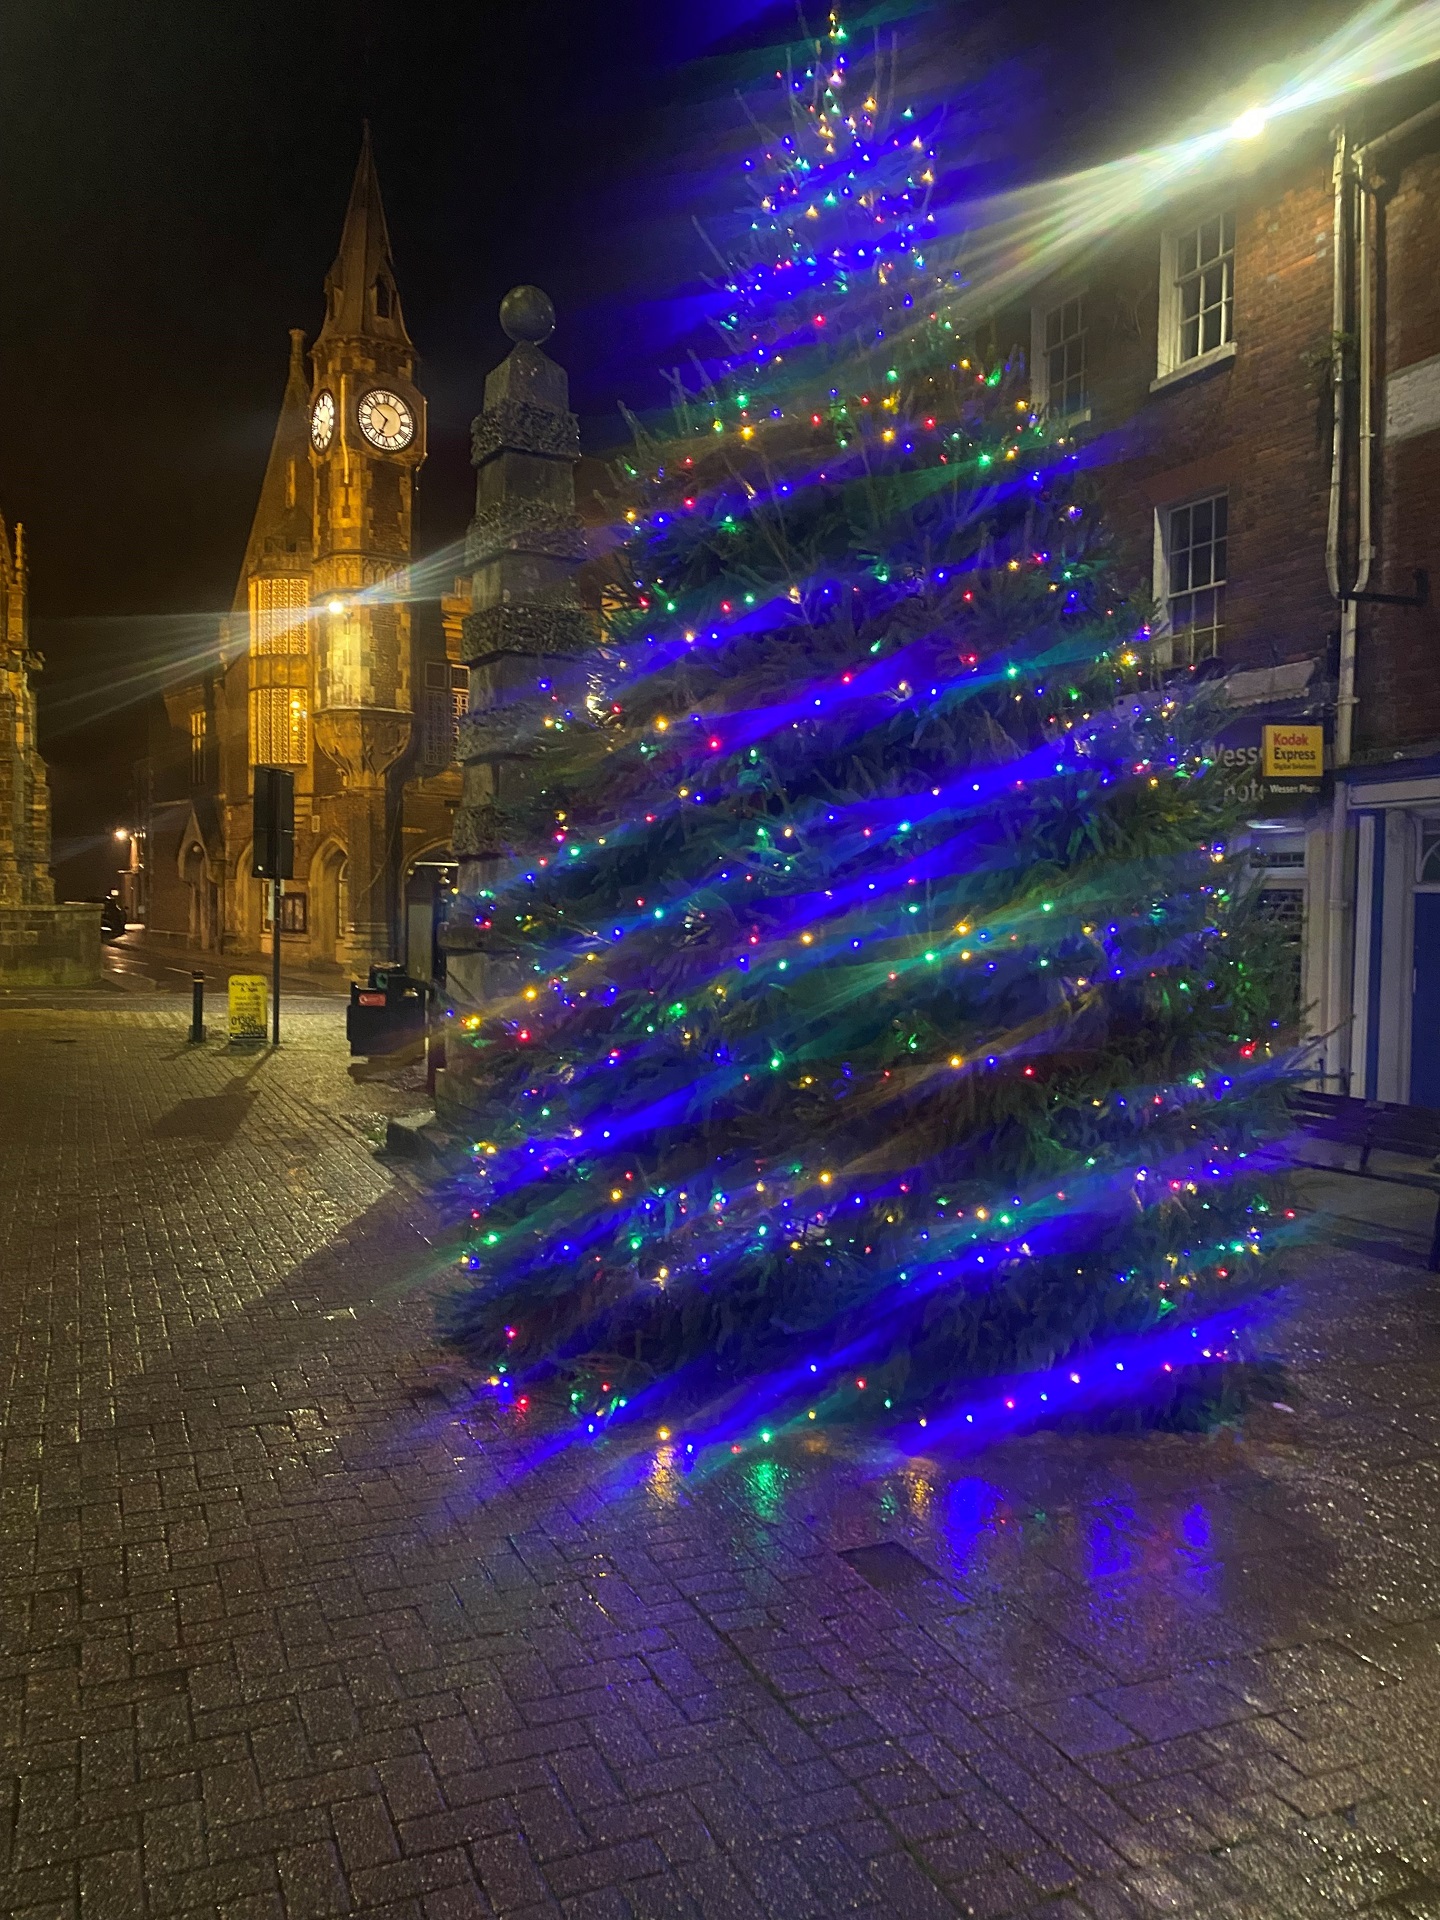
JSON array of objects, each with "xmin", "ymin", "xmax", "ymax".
[
  {"xmin": 310, "ymin": 389, "xmax": 336, "ymax": 451},
  {"xmin": 357, "ymin": 388, "xmax": 415, "ymax": 451}
]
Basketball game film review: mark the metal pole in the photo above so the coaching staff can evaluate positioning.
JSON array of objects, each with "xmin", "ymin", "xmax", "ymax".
[
  {"xmin": 189, "ymin": 970, "xmax": 205, "ymax": 1044},
  {"xmin": 424, "ymin": 986, "xmax": 440, "ymax": 1096},
  {"xmin": 271, "ymin": 876, "xmax": 281, "ymax": 1047}
]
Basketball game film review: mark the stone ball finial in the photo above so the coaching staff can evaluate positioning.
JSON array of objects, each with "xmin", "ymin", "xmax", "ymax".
[{"xmin": 500, "ymin": 285, "xmax": 556, "ymax": 345}]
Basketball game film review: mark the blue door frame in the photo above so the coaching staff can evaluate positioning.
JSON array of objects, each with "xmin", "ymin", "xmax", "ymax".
[{"xmin": 1411, "ymin": 892, "xmax": 1440, "ymax": 1109}]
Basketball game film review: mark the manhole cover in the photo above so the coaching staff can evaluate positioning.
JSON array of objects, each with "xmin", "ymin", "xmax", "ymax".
[{"xmin": 838, "ymin": 1540, "xmax": 939, "ymax": 1592}]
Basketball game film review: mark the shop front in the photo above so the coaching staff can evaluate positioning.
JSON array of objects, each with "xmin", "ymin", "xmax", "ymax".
[{"xmin": 1342, "ymin": 755, "xmax": 1440, "ymax": 1108}]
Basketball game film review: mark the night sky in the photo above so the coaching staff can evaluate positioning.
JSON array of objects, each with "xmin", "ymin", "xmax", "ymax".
[{"xmin": 0, "ymin": 0, "xmax": 1354, "ymax": 898}]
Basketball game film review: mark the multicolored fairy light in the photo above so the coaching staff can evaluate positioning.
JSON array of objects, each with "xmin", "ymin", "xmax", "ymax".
[{"xmin": 439, "ymin": 9, "xmax": 1294, "ymax": 1439}]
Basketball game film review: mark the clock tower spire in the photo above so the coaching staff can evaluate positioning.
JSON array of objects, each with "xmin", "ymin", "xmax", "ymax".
[
  {"xmin": 306, "ymin": 124, "xmax": 426, "ymax": 970},
  {"xmin": 317, "ymin": 121, "xmax": 412, "ymax": 352}
]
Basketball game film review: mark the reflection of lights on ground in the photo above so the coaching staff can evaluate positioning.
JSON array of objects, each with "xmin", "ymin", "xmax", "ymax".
[
  {"xmin": 902, "ymin": 1468, "xmax": 935, "ymax": 1522},
  {"xmin": 1087, "ymin": 1503, "xmax": 1143, "ymax": 1581},
  {"xmin": 939, "ymin": 1476, "xmax": 1004, "ymax": 1578},
  {"xmin": 742, "ymin": 1455, "xmax": 787, "ymax": 1523},
  {"xmin": 646, "ymin": 1443, "xmax": 685, "ymax": 1503},
  {"xmin": 1181, "ymin": 1500, "xmax": 1212, "ymax": 1552}
]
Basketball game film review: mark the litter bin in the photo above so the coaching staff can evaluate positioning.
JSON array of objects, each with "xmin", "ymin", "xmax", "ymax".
[{"xmin": 346, "ymin": 965, "xmax": 428, "ymax": 1057}]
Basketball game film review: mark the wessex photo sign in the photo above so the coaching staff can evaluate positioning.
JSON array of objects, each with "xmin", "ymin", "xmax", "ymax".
[{"xmin": 1214, "ymin": 717, "xmax": 1326, "ymax": 810}]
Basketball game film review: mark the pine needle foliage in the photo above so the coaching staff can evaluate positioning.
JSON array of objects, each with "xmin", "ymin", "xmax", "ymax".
[{"xmin": 439, "ymin": 19, "xmax": 1293, "ymax": 1429}]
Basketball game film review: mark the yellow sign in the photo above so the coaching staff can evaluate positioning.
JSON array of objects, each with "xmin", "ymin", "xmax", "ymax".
[
  {"xmin": 1262, "ymin": 724, "xmax": 1324, "ymax": 780},
  {"xmin": 227, "ymin": 973, "xmax": 268, "ymax": 1043}
]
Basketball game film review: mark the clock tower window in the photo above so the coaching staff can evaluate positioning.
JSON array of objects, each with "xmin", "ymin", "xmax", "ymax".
[
  {"xmin": 250, "ymin": 688, "xmax": 308, "ymax": 766},
  {"xmin": 248, "ymin": 574, "xmax": 310, "ymax": 765},
  {"xmin": 249, "ymin": 575, "xmax": 309, "ymax": 655}
]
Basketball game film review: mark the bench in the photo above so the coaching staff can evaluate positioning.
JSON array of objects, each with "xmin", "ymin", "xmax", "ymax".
[{"xmin": 1289, "ymin": 1089, "xmax": 1440, "ymax": 1270}]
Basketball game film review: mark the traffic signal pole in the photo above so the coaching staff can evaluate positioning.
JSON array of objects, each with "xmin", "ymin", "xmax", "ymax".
[
  {"xmin": 272, "ymin": 876, "xmax": 282, "ymax": 1047},
  {"xmin": 251, "ymin": 766, "xmax": 295, "ymax": 1051}
]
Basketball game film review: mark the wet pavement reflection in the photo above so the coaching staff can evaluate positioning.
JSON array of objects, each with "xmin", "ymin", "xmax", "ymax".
[
  {"xmin": 449, "ymin": 1242, "xmax": 1440, "ymax": 1916},
  {"xmin": 8, "ymin": 1000, "xmax": 1440, "ymax": 1919}
]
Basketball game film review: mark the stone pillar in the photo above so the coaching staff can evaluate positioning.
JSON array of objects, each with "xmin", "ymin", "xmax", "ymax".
[
  {"xmin": 0, "ymin": 520, "xmax": 54, "ymax": 911},
  {"xmin": 312, "ymin": 698, "xmax": 411, "ymax": 970},
  {"xmin": 440, "ymin": 288, "xmax": 596, "ymax": 1114},
  {"xmin": 0, "ymin": 515, "xmax": 100, "ymax": 983}
]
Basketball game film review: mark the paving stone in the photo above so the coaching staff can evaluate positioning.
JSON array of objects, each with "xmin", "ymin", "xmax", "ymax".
[{"xmin": 4, "ymin": 1001, "xmax": 1440, "ymax": 1918}]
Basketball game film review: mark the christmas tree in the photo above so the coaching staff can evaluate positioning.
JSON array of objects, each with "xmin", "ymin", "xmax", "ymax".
[{"xmin": 438, "ymin": 17, "xmax": 1292, "ymax": 1446}]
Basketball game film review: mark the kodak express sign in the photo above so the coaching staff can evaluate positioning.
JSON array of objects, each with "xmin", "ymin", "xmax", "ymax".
[{"xmin": 1262, "ymin": 724, "xmax": 1324, "ymax": 781}]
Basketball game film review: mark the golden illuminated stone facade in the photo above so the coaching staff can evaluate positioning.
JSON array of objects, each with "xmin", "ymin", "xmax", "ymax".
[{"xmin": 152, "ymin": 131, "xmax": 467, "ymax": 974}]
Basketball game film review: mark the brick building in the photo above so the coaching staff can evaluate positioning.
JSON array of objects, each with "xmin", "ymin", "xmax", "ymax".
[
  {"xmin": 1017, "ymin": 72, "xmax": 1440, "ymax": 1104},
  {"xmin": 142, "ymin": 132, "xmax": 471, "ymax": 978}
]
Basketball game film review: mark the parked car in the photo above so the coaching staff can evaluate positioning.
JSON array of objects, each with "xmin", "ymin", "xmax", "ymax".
[{"xmin": 99, "ymin": 896, "xmax": 127, "ymax": 942}]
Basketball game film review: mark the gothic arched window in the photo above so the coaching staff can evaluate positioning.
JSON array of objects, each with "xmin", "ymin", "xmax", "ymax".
[{"xmin": 374, "ymin": 279, "xmax": 392, "ymax": 319}]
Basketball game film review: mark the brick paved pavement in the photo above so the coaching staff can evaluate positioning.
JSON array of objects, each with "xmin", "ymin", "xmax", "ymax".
[{"xmin": 3, "ymin": 1000, "xmax": 1440, "ymax": 1920}]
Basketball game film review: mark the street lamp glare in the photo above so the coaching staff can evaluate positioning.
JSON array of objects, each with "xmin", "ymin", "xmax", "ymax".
[
  {"xmin": 114, "ymin": 828, "xmax": 128, "ymax": 841},
  {"xmin": 1232, "ymin": 107, "xmax": 1267, "ymax": 140},
  {"xmin": 327, "ymin": 598, "xmax": 345, "ymax": 614}
]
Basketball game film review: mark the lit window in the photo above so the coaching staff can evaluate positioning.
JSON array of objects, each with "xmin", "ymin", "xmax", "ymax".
[
  {"xmin": 249, "ymin": 575, "xmax": 309, "ymax": 655},
  {"xmin": 248, "ymin": 574, "xmax": 308, "ymax": 763},
  {"xmin": 1164, "ymin": 493, "xmax": 1227, "ymax": 662},
  {"xmin": 1042, "ymin": 296, "xmax": 1086, "ymax": 419},
  {"xmin": 249, "ymin": 687, "xmax": 308, "ymax": 766},
  {"xmin": 189, "ymin": 709, "xmax": 209, "ymax": 784}
]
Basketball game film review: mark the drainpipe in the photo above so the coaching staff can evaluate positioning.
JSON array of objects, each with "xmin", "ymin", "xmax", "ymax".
[
  {"xmin": 1325, "ymin": 127, "xmax": 1348, "ymax": 608},
  {"xmin": 1358, "ymin": 97, "xmax": 1440, "ymax": 162},
  {"xmin": 1346, "ymin": 142, "xmax": 1377, "ymax": 754},
  {"xmin": 1323, "ymin": 127, "xmax": 1353, "ymax": 1087},
  {"xmin": 1319, "ymin": 115, "xmax": 1384, "ymax": 1088}
]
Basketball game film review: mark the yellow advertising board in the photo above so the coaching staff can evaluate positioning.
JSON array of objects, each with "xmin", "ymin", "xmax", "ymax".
[
  {"xmin": 1262, "ymin": 724, "xmax": 1324, "ymax": 780},
  {"xmin": 227, "ymin": 973, "xmax": 268, "ymax": 1044}
]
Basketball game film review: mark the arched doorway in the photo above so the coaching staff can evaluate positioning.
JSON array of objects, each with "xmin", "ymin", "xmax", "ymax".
[
  {"xmin": 309, "ymin": 839, "xmax": 348, "ymax": 968},
  {"xmin": 404, "ymin": 846, "xmax": 457, "ymax": 984},
  {"xmin": 181, "ymin": 840, "xmax": 210, "ymax": 946}
]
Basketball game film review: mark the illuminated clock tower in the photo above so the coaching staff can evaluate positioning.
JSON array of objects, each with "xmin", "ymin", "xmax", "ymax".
[{"xmin": 306, "ymin": 124, "xmax": 426, "ymax": 969}]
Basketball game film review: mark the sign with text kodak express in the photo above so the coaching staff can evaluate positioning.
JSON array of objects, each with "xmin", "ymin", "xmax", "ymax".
[{"xmin": 1262, "ymin": 725, "xmax": 1324, "ymax": 781}]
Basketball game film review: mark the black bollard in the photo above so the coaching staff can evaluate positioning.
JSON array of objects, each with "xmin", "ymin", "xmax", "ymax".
[
  {"xmin": 189, "ymin": 970, "xmax": 205, "ymax": 1044},
  {"xmin": 425, "ymin": 991, "xmax": 444, "ymax": 1096}
]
